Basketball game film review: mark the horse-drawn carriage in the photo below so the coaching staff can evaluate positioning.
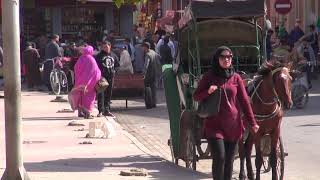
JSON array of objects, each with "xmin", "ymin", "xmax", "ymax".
[{"xmin": 164, "ymin": 1, "xmax": 292, "ymax": 180}]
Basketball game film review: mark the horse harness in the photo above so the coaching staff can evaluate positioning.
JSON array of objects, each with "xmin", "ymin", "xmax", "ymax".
[{"xmin": 249, "ymin": 67, "xmax": 284, "ymax": 121}]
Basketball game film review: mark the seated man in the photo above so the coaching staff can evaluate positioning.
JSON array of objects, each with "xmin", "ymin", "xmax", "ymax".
[{"xmin": 117, "ymin": 46, "xmax": 134, "ymax": 74}]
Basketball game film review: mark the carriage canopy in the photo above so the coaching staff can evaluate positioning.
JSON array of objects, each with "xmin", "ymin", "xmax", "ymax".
[{"xmin": 190, "ymin": 0, "xmax": 266, "ymax": 19}]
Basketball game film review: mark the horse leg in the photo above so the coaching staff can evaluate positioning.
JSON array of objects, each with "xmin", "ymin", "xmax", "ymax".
[
  {"xmin": 271, "ymin": 132, "xmax": 280, "ymax": 180},
  {"xmin": 245, "ymin": 134, "xmax": 255, "ymax": 180},
  {"xmin": 238, "ymin": 138, "xmax": 247, "ymax": 180},
  {"xmin": 255, "ymin": 137, "xmax": 263, "ymax": 180}
]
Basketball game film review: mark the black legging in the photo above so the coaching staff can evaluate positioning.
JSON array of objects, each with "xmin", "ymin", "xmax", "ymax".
[{"xmin": 208, "ymin": 138, "xmax": 238, "ymax": 180}]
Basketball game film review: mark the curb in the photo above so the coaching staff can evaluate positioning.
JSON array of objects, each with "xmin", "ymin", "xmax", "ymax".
[{"xmin": 105, "ymin": 116, "xmax": 154, "ymax": 156}]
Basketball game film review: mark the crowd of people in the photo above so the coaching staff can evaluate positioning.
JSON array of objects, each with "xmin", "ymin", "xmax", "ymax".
[
  {"xmin": 266, "ymin": 19, "xmax": 319, "ymax": 89},
  {"xmin": 11, "ymin": 23, "xmax": 178, "ymax": 118}
]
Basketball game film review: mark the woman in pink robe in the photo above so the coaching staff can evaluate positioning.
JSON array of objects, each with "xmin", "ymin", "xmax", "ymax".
[{"xmin": 71, "ymin": 45, "xmax": 101, "ymax": 119}]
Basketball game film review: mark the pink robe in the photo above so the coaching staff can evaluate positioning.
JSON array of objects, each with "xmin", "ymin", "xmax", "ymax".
[{"xmin": 71, "ymin": 46, "xmax": 101, "ymax": 112}]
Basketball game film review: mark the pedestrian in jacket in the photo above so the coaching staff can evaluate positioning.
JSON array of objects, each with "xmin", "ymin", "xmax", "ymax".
[
  {"xmin": 193, "ymin": 46, "xmax": 259, "ymax": 180},
  {"xmin": 142, "ymin": 42, "xmax": 161, "ymax": 108},
  {"xmin": 23, "ymin": 42, "xmax": 42, "ymax": 90},
  {"xmin": 288, "ymin": 19, "xmax": 304, "ymax": 48},
  {"xmin": 95, "ymin": 41, "xmax": 119, "ymax": 117},
  {"xmin": 44, "ymin": 34, "xmax": 62, "ymax": 91}
]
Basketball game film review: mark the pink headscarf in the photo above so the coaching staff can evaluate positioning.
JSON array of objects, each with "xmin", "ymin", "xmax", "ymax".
[
  {"xmin": 74, "ymin": 45, "xmax": 101, "ymax": 90},
  {"xmin": 72, "ymin": 45, "xmax": 101, "ymax": 112}
]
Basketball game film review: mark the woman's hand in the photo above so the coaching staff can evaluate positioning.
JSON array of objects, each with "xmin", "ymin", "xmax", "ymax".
[
  {"xmin": 208, "ymin": 85, "xmax": 218, "ymax": 95},
  {"xmin": 252, "ymin": 124, "xmax": 259, "ymax": 134}
]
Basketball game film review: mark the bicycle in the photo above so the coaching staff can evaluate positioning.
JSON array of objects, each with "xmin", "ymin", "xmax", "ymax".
[
  {"xmin": 40, "ymin": 57, "xmax": 69, "ymax": 95},
  {"xmin": 291, "ymin": 62, "xmax": 311, "ymax": 109}
]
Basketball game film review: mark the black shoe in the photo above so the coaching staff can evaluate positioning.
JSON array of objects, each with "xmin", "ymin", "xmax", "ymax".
[
  {"xmin": 78, "ymin": 111, "xmax": 85, "ymax": 118},
  {"xmin": 84, "ymin": 114, "xmax": 94, "ymax": 119},
  {"xmin": 103, "ymin": 112, "xmax": 115, "ymax": 118},
  {"xmin": 97, "ymin": 112, "xmax": 103, "ymax": 117}
]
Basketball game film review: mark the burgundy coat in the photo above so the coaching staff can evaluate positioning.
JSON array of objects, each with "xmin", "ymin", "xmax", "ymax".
[{"xmin": 193, "ymin": 70, "xmax": 257, "ymax": 142}]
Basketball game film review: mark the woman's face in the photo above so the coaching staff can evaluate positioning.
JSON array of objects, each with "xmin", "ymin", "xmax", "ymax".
[{"xmin": 218, "ymin": 50, "xmax": 233, "ymax": 69}]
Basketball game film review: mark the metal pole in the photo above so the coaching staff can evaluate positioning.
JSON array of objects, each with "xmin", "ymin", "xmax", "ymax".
[{"xmin": 1, "ymin": 0, "xmax": 30, "ymax": 179}]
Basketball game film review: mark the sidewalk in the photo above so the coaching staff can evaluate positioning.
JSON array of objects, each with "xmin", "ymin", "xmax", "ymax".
[{"xmin": 0, "ymin": 90, "xmax": 210, "ymax": 180}]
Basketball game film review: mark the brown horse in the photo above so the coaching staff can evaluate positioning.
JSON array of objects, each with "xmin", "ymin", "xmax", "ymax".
[{"xmin": 239, "ymin": 62, "xmax": 293, "ymax": 180}]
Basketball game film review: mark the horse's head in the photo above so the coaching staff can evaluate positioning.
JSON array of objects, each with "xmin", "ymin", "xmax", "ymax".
[
  {"xmin": 272, "ymin": 66, "xmax": 293, "ymax": 110},
  {"xmin": 258, "ymin": 61, "xmax": 293, "ymax": 110}
]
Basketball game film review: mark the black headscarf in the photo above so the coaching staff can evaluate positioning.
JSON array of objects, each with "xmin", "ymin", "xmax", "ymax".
[{"xmin": 211, "ymin": 46, "xmax": 235, "ymax": 79}]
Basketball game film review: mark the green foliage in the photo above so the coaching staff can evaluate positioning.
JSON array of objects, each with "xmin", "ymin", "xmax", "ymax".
[{"xmin": 113, "ymin": 0, "xmax": 147, "ymax": 8}]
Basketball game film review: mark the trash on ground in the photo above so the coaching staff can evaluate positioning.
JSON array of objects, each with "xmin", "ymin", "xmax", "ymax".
[
  {"xmin": 79, "ymin": 141, "xmax": 92, "ymax": 145},
  {"xmin": 67, "ymin": 121, "xmax": 85, "ymax": 126},
  {"xmin": 120, "ymin": 168, "xmax": 148, "ymax": 176}
]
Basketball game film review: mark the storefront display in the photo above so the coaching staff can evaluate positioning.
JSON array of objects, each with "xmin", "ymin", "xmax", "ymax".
[
  {"xmin": 23, "ymin": 9, "xmax": 47, "ymax": 41},
  {"xmin": 61, "ymin": 7, "xmax": 105, "ymax": 43}
]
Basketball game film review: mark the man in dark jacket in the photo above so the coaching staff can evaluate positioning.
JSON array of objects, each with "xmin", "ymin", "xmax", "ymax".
[
  {"xmin": 159, "ymin": 35, "xmax": 173, "ymax": 65},
  {"xmin": 44, "ymin": 34, "xmax": 62, "ymax": 91},
  {"xmin": 95, "ymin": 41, "xmax": 119, "ymax": 117},
  {"xmin": 288, "ymin": 19, "xmax": 304, "ymax": 48},
  {"xmin": 142, "ymin": 42, "xmax": 161, "ymax": 108},
  {"xmin": 23, "ymin": 42, "xmax": 42, "ymax": 90}
]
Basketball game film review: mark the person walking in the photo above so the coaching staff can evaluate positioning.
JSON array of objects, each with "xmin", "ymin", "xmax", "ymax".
[
  {"xmin": 133, "ymin": 41, "xmax": 145, "ymax": 73},
  {"xmin": 142, "ymin": 42, "xmax": 161, "ymax": 108},
  {"xmin": 71, "ymin": 45, "xmax": 101, "ymax": 119},
  {"xmin": 306, "ymin": 24, "xmax": 319, "ymax": 60},
  {"xmin": 23, "ymin": 42, "xmax": 42, "ymax": 90},
  {"xmin": 288, "ymin": 19, "xmax": 304, "ymax": 48},
  {"xmin": 44, "ymin": 34, "xmax": 62, "ymax": 91},
  {"xmin": 124, "ymin": 38, "xmax": 135, "ymax": 63},
  {"xmin": 193, "ymin": 46, "xmax": 259, "ymax": 180},
  {"xmin": 95, "ymin": 41, "xmax": 119, "ymax": 117},
  {"xmin": 159, "ymin": 36, "xmax": 173, "ymax": 65},
  {"xmin": 118, "ymin": 46, "xmax": 134, "ymax": 74}
]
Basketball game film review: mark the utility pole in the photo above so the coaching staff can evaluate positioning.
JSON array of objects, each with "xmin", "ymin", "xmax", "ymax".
[{"xmin": 1, "ymin": 0, "xmax": 30, "ymax": 179}]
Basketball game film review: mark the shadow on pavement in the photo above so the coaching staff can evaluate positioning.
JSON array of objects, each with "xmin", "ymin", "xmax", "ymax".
[
  {"xmin": 296, "ymin": 123, "xmax": 320, "ymax": 127},
  {"xmin": 23, "ymin": 116, "xmax": 75, "ymax": 121},
  {"xmin": 24, "ymin": 155, "xmax": 210, "ymax": 179},
  {"xmin": 285, "ymin": 94, "xmax": 320, "ymax": 117}
]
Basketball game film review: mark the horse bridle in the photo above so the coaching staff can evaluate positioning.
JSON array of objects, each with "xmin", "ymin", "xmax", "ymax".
[{"xmin": 251, "ymin": 67, "xmax": 285, "ymax": 121}]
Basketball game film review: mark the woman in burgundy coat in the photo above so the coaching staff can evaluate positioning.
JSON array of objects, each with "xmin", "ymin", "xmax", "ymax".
[{"xmin": 193, "ymin": 46, "xmax": 259, "ymax": 180}]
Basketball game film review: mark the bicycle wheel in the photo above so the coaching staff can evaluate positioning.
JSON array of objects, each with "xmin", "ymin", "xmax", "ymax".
[
  {"xmin": 50, "ymin": 69, "xmax": 60, "ymax": 95},
  {"xmin": 292, "ymin": 85, "xmax": 308, "ymax": 109},
  {"xmin": 58, "ymin": 70, "xmax": 68, "ymax": 94}
]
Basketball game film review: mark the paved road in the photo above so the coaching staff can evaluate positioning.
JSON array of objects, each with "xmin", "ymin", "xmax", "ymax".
[{"xmin": 113, "ymin": 80, "xmax": 320, "ymax": 180}]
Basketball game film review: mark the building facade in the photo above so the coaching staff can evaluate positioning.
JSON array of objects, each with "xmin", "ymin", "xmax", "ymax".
[
  {"xmin": 267, "ymin": 0, "xmax": 320, "ymax": 33},
  {"xmin": 21, "ymin": 0, "xmax": 134, "ymax": 43}
]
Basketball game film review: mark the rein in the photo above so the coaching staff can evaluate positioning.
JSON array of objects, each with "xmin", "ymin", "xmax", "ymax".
[{"xmin": 250, "ymin": 67, "xmax": 284, "ymax": 121}]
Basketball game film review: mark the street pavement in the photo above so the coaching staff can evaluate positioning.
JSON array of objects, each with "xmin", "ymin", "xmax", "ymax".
[
  {"xmin": 0, "ymin": 89, "xmax": 211, "ymax": 180},
  {"xmin": 113, "ymin": 79, "xmax": 320, "ymax": 180},
  {"xmin": 1, "ymin": 78, "xmax": 320, "ymax": 180}
]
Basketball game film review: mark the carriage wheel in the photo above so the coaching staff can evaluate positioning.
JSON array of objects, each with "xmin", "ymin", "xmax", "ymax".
[
  {"xmin": 168, "ymin": 137, "xmax": 177, "ymax": 165},
  {"xmin": 260, "ymin": 135, "xmax": 271, "ymax": 173},
  {"xmin": 185, "ymin": 130, "xmax": 197, "ymax": 170},
  {"xmin": 196, "ymin": 142, "xmax": 211, "ymax": 158},
  {"xmin": 277, "ymin": 137, "xmax": 285, "ymax": 180}
]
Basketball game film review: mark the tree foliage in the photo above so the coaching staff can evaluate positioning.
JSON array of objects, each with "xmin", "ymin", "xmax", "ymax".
[{"xmin": 113, "ymin": 0, "xmax": 148, "ymax": 8}]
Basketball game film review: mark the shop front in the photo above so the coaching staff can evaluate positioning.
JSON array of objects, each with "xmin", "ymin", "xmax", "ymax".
[{"xmin": 22, "ymin": 0, "xmax": 134, "ymax": 45}]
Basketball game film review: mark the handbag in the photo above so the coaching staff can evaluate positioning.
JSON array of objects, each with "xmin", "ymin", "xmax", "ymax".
[
  {"xmin": 95, "ymin": 77, "xmax": 109, "ymax": 93},
  {"xmin": 197, "ymin": 87, "xmax": 222, "ymax": 118}
]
